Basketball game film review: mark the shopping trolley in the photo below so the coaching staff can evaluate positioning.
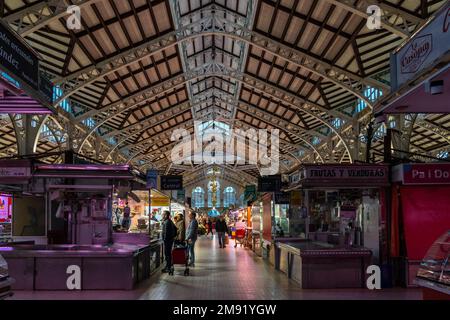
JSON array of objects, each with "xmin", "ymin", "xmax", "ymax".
[
  {"xmin": 169, "ymin": 243, "xmax": 190, "ymax": 276},
  {"xmin": 234, "ymin": 228, "xmax": 247, "ymax": 248}
]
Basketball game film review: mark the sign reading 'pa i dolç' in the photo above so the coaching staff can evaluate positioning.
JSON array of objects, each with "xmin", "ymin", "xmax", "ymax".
[{"xmin": 0, "ymin": 22, "xmax": 39, "ymax": 91}]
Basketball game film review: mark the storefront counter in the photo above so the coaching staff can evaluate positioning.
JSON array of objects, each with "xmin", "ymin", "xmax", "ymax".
[
  {"xmin": 0, "ymin": 243, "xmax": 155, "ymax": 290},
  {"xmin": 275, "ymin": 241, "xmax": 372, "ymax": 288},
  {"xmin": 113, "ymin": 232, "xmax": 152, "ymax": 245}
]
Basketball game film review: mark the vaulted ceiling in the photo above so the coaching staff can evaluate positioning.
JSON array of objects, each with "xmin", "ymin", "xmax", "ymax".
[{"xmin": 1, "ymin": 0, "xmax": 449, "ymax": 187}]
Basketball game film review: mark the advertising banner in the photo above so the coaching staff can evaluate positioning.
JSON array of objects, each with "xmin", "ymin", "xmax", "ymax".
[
  {"xmin": 392, "ymin": 2, "xmax": 450, "ymax": 89},
  {"xmin": 0, "ymin": 22, "xmax": 39, "ymax": 90}
]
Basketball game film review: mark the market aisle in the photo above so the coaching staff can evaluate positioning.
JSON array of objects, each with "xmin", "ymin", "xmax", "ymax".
[{"xmin": 11, "ymin": 236, "xmax": 421, "ymax": 300}]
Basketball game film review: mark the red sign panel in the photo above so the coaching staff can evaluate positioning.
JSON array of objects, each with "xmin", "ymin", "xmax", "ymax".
[{"xmin": 403, "ymin": 163, "xmax": 450, "ymax": 185}]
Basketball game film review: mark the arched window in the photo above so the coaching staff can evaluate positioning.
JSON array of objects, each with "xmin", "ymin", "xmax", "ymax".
[
  {"xmin": 192, "ymin": 187, "xmax": 205, "ymax": 208},
  {"xmin": 223, "ymin": 186, "xmax": 235, "ymax": 208},
  {"xmin": 207, "ymin": 181, "xmax": 220, "ymax": 208}
]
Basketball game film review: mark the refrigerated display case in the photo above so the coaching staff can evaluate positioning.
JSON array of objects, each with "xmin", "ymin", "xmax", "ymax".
[
  {"xmin": 415, "ymin": 231, "xmax": 450, "ymax": 299},
  {"xmin": 0, "ymin": 254, "xmax": 14, "ymax": 299}
]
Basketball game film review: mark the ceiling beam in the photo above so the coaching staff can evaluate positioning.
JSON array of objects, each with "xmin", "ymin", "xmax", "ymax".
[{"xmin": 50, "ymin": 6, "xmax": 388, "ymax": 108}]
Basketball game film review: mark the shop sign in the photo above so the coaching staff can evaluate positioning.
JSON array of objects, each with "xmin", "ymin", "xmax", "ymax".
[
  {"xmin": 0, "ymin": 22, "xmax": 39, "ymax": 90},
  {"xmin": 0, "ymin": 166, "xmax": 31, "ymax": 178},
  {"xmin": 303, "ymin": 165, "xmax": 388, "ymax": 181},
  {"xmin": 392, "ymin": 2, "xmax": 450, "ymax": 89},
  {"xmin": 146, "ymin": 169, "xmax": 158, "ymax": 189},
  {"xmin": 258, "ymin": 175, "xmax": 282, "ymax": 192},
  {"xmin": 274, "ymin": 192, "xmax": 290, "ymax": 204},
  {"xmin": 402, "ymin": 163, "xmax": 450, "ymax": 185},
  {"xmin": 160, "ymin": 175, "xmax": 183, "ymax": 190}
]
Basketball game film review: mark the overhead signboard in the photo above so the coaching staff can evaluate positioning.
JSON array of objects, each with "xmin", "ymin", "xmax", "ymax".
[
  {"xmin": 160, "ymin": 175, "xmax": 183, "ymax": 190},
  {"xmin": 0, "ymin": 166, "xmax": 31, "ymax": 178},
  {"xmin": 293, "ymin": 165, "xmax": 389, "ymax": 188},
  {"xmin": 401, "ymin": 163, "xmax": 450, "ymax": 185},
  {"xmin": 274, "ymin": 192, "xmax": 290, "ymax": 205},
  {"xmin": 146, "ymin": 169, "xmax": 158, "ymax": 189},
  {"xmin": 303, "ymin": 165, "xmax": 388, "ymax": 180},
  {"xmin": 258, "ymin": 175, "xmax": 282, "ymax": 193},
  {"xmin": 0, "ymin": 22, "xmax": 39, "ymax": 91},
  {"xmin": 391, "ymin": 2, "xmax": 450, "ymax": 90}
]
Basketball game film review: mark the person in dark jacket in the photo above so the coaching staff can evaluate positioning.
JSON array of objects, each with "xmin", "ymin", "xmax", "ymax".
[
  {"xmin": 161, "ymin": 210, "xmax": 177, "ymax": 273},
  {"xmin": 186, "ymin": 211, "xmax": 199, "ymax": 267},
  {"xmin": 215, "ymin": 215, "xmax": 229, "ymax": 248}
]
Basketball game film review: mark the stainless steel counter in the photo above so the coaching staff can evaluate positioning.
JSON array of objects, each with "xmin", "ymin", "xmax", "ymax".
[
  {"xmin": 0, "ymin": 243, "xmax": 157, "ymax": 290},
  {"xmin": 275, "ymin": 241, "xmax": 372, "ymax": 288}
]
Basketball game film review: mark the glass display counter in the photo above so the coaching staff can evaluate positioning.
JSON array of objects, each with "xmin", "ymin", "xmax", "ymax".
[{"xmin": 415, "ymin": 231, "xmax": 450, "ymax": 298}]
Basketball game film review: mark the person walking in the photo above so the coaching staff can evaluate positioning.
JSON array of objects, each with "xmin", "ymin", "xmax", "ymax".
[
  {"xmin": 186, "ymin": 211, "xmax": 199, "ymax": 267},
  {"xmin": 121, "ymin": 202, "xmax": 131, "ymax": 230},
  {"xmin": 215, "ymin": 215, "xmax": 229, "ymax": 248},
  {"xmin": 161, "ymin": 210, "xmax": 177, "ymax": 273},
  {"xmin": 174, "ymin": 213, "xmax": 186, "ymax": 245},
  {"xmin": 206, "ymin": 218, "xmax": 213, "ymax": 237}
]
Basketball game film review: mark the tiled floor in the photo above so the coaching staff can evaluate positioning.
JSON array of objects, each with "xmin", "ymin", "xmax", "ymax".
[{"xmin": 11, "ymin": 236, "xmax": 422, "ymax": 300}]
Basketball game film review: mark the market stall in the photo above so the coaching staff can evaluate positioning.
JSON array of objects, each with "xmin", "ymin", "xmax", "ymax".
[
  {"xmin": 274, "ymin": 164, "xmax": 389, "ymax": 288},
  {"xmin": 391, "ymin": 163, "xmax": 450, "ymax": 287},
  {"xmin": 0, "ymin": 160, "xmax": 160, "ymax": 290}
]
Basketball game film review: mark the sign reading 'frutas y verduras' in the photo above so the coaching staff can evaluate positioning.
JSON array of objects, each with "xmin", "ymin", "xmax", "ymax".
[{"xmin": 0, "ymin": 22, "xmax": 39, "ymax": 90}]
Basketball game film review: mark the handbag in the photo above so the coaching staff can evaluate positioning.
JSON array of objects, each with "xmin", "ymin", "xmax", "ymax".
[{"xmin": 224, "ymin": 234, "xmax": 229, "ymax": 245}]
